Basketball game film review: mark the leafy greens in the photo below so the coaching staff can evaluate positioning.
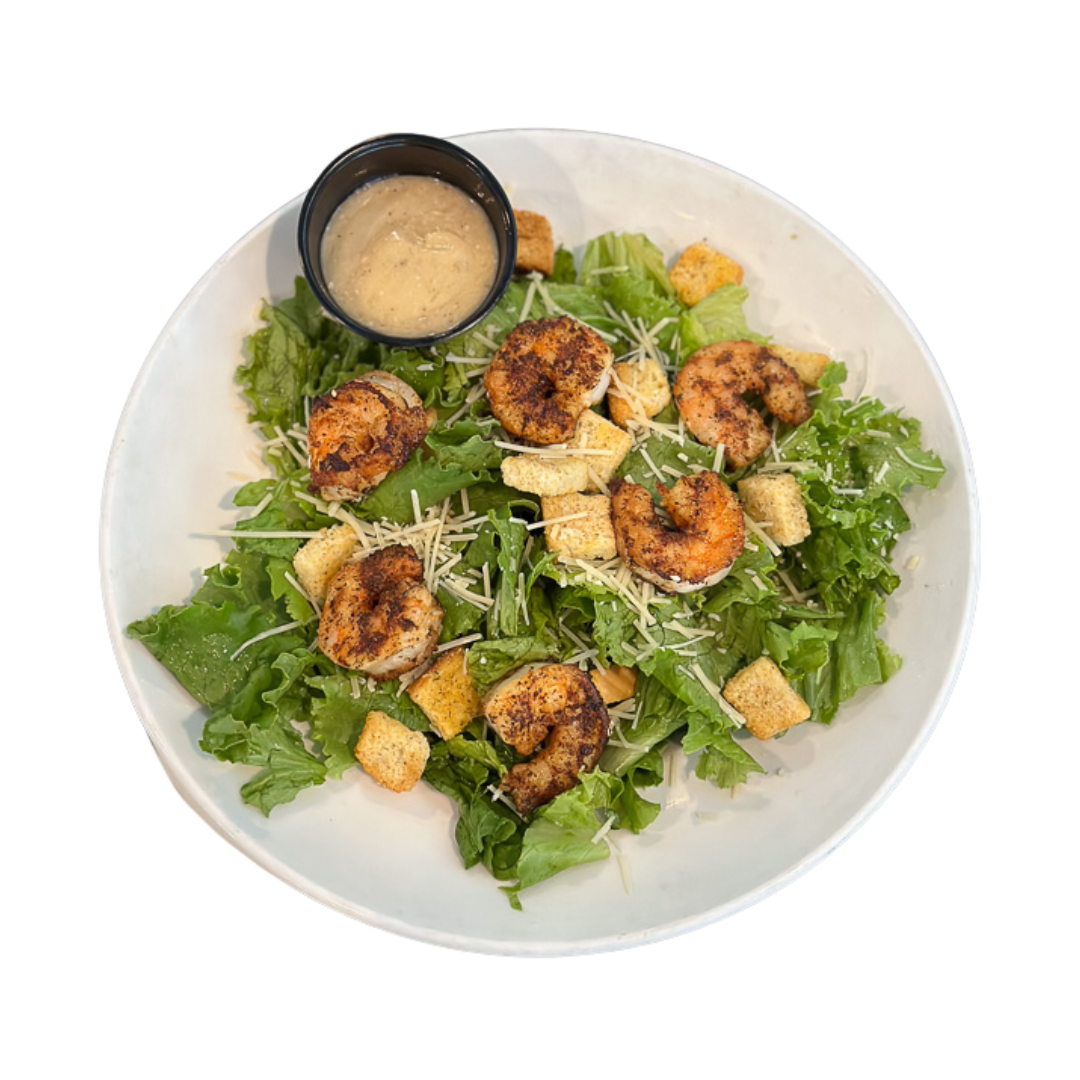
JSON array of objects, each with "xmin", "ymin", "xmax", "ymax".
[{"xmin": 128, "ymin": 230, "xmax": 944, "ymax": 905}]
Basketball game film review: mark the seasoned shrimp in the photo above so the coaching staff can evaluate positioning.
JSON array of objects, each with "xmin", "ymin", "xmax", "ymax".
[
  {"xmin": 673, "ymin": 341, "xmax": 812, "ymax": 468},
  {"xmin": 610, "ymin": 472, "xmax": 745, "ymax": 593},
  {"xmin": 484, "ymin": 316, "xmax": 613, "ymax": 445},
  {"xmin": 483, "ymin": 663, "xmax": 610, "ymax": 816},
  {"xmin": 317, "ymin": 544, "xmax": 443, "ymax": 681},
  {"xmin": 308, "ymin": 371, "xmax": 427, "ymax": 501}
]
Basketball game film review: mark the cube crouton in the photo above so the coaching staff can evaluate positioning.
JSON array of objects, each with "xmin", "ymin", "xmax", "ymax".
[
  {"xmin": 607, "ymin": 357, "xmax": 672, "ymax": 429},
  {"xmin": 513, "ymin": 209, "xmax": 555, "ymax": 276},
  {"xmin": 292, "ymin": 523, "xmax": 359, "ymax": 605},
  {"xmin": 354, "ymin": 710, "xmax": 430, "ymax": 792},
  {"xmin": 570, "ymin": 409, "xmax": 633, "ymax": 491},
  {"xmin": 591, "ymin": 665, "xmax": 637, "ymax": 704},
  {"xmin": 722, "ymin": 657, "xmax": 811, "ymax": 741},
  {"xmin": 501, "ymin": 453, "xmax": 589, "ymax": 496},
  {"xmin": 669, "ymin": 241, "xmax": 744, "ymax": 307},
  {"xmin": 406, "ymin": 646, "xmax": 480, "ymax": 740},
  {"xmin": 499, "ymin": 411, "xmax": 633, "ymax": 497},
  {"xmin": 768, "ymin": 344, "xmax": 830, "ymax": 388},
  {"xmin": 540, "ymin": 492, "xmax": 617, "ymax": 561},
  {"xmin": 737, "ymin": 473, "xmax": 812, "ymax": 547}
]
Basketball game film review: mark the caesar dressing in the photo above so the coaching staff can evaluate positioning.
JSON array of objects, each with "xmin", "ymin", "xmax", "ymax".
[{"xmin": 321, "ymin": 174, "xmax": 498, "ymax": 338}]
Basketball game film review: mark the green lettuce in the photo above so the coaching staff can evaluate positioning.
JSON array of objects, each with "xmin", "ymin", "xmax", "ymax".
[
  {"xmin": 128, "ymin": 549, "xmax": 325, "ymax": 811},
  {"xmin": 129, "ymin": 239, "xmax": 947, "ymax": 902}
]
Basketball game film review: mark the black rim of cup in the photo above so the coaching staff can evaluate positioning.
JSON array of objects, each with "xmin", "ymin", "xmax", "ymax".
[{"xmin": 297, "ymin": 133, "xmax": 518, "ymax": 349}]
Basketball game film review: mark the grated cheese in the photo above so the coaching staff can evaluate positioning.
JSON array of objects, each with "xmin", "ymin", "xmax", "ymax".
[
  {"xmin": 895, "ymin": 448, "xmax": 945, "ymax": 472},
  {"xmin": 665, "ymin": 623, "xmax": 714, "ymax": 644},
  {"xmin": 441, "ymin": 577, "xmax": 493, "ymax": 610},
  {"xmin": 639, "ymin": 446, "xmax": 666, "ymax": 484},
  {"xmin": 240, "ymin": 490, "xmax": 275, "ymax": 521},
  {"xmin": 210, "ymin": 528, "xmax": 324, "ymax": 540},
  {"xmin": 742, "ymin": 513, "xmax": 782, "ymax": 556},
  {"xmin": 230, "ymin": 620, "xmax": 303, "ymax": 662},
  {"xmin": 526, "ymin": 511, "xmax": 590, "ymax": 531},
  {"xmin": 560, "ymin": 557, "xmax": 656, "ymax": 625},
  {"xmin": 664, "ymin": 745, "xmax": 690, "ymax": 809},
  {"xmin": 494, "ymin": 439, "xmax": 611, "ymax": 458},
  {"xmin": 283, "ymin": 570, "xmax": 319, "ymax": 615},
  {"xmin": 626, "ymin": 413, "xmax": 685, "ymax": 446},
  {"xmin": 591, "ymin": 813, "xmax": 617, "ymax": 844},
  {"xmin": 519, "ymin": 273, "xmax": 539, "ymax": 322},
  {"xmin": 587, "ymin": 467, "xmax": 611, "ymax": 496},
  {"xmin": 518, "ymin": 572, "xmax": 530, "ymax": 626},
  {"xmin": 434, "ymin": 633, "xmax": 483, "ymax": 653},
  {"xmin": 756, "ymin": 460, "xmax": 813, "ymax": 473},
  {"xmin": 270, "ymin": 425, "xmax": 308, "ymax": 468},
  {"xmin": 681, "ymin": 661, "xmax": 746, "ymax": 728}
]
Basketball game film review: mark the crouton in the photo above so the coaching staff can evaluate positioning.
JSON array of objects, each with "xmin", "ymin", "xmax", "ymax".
[
  {"xmin": 499, "ymin": 411, "xmax": 632, "ymax": 497},
  {"xmin": 513, "ymin": 209, "xmax": 555, "ymax": 276},
  {"xmin": 292, "ymin": 523, "xmax": 359, "ymax": 605},
  {"xmin": 768, "ymin": 344, "xmax": 830, "ymax": 388},
  {"xmin": 406, "ymin": 646, "xmax": 480, "ymax": 740},
  {"xmin": 591, "ymin": 665, "xmax": 637, "ymax": 704},
  {"xmin": 354, "ymin": 710, "xmax": 430, "ymax": 792},
  {"xmin": 737, "ymin": 473, "xmax": 812, "ymax": 547},
  {"xmin": 669, "ymin": 241, "xmax": 744, "ymax": 307},
  {"xmin": 722, "ymin": 657, "xmax": 811, "ymax": 741},
  {"xmin": 570, "ymin": 409, "xmax": 633, "ymax": 491},
  {"xmin": 607, "ymin": 357, "xmax": 672, "ymax": 430},
  {"xmin": 540, "ymin": 492, "xmax": 617, "ymax": 561},
  {"xmin": 501, "ymin": 453, "xmax": 589, "ymax": 496}
]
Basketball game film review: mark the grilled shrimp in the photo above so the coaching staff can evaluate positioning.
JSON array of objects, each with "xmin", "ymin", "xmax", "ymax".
[
  {"xmin": 484, "ymin": 316, "xmax": 613, "ymax": 445},
  {"xmin": 308, "ymin": 371, "xmax": 427, "ymax": 501},
  {"xmin": 610, "ymin": 472, "xmax": 745, "ymax": 593},
  {"xmin": 317, "ymin": 544, "xmax": 443, "ymax": 681},
  {"xmin": 673, "ymin": 341, "xmax": 812, "ymax": 468},
  {"xmin": 483, "ymin": 663, "xmax": 610, "ymax": 816}
]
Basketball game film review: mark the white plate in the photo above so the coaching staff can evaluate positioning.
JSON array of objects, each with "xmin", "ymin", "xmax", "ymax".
[{"xmin": 101, "ymin": 129, "xmax": 978, "ymax": 956}]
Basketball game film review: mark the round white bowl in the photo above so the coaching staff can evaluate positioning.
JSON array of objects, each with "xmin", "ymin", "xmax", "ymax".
[{"xmin": 101, "ymin": 129, "xmax": 978, "ymax": 956}]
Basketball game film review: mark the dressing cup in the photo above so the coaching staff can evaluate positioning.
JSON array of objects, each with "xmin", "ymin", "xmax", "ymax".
[{"xmin": 297, "ymin": 133, "xmax": 518, "ymax": 348}]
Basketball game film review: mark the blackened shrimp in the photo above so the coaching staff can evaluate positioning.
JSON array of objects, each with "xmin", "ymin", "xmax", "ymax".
[
  {"xmin": 673, "ymin": 341, "xmax": 812, "ymax": 468},
  {"xmin": 317, "ymin": 545, "xmax": 443, "ymax": 681},
  {"xmin": 484, "ymin": 316, "xmax": 613, "ymax": 445},
  {"xmin": 610, "ymin": 472, "xmax": 745, "ymax": 593},
  {"xmin": 308, "ymin": 371, "xmax": 427, "ymax": 501},
  {"xmin": 483, "ymin": 663, "xmax": 610, "ymax": 816}
]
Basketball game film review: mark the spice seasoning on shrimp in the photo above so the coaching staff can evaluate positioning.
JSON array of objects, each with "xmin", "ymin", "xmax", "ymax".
[{"xmin": 484, "ymin": 316, "xmax": 613, "ymax": 445}]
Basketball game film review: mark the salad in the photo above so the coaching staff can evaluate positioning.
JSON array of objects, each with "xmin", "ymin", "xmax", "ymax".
[{"xmin": 127, "ymin": 225, "xmax": 945, "ymax": 908}]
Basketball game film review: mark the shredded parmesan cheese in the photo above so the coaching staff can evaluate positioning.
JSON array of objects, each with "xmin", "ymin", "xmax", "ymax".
[
  {"xmin": 681, "ymin": 661, "xmax": 746, "ymax": 729},
  {"xmin": 229, "ymin": 620, "xmax": 303, "ymax": 661}
]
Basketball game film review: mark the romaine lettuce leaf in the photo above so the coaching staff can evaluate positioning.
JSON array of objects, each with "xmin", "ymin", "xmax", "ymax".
[
  {"xmin": 237, "ymin": 277, "xmax": 373, "ymax": 438},
  {"xmin": 358, "ymin": 421, "xmax": 503, "ymax": 523},
  {"xmin": 129, "ymin": 242, "xmax": 947, "ymax": 893},
  {"xmin": 307, "ymin": 672, "xmax": 430, "ymax": 779},
  {"xmin": 506, "ymin": 770, "xmax": 625, "ymax": 904},
  {"xmin": 677, "ymin": 283, "xmax": 768, "ymax": 358},
  {"xmin": 423, "ymin": 728, "xmax": 524, "ymax": 880},
  {"xmin": 128, "ymin": 547, "xmax": 326, "ymax": 813}
]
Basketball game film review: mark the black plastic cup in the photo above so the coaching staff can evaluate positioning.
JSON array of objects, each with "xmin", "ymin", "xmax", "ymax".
[{"xmin": 297, "ymin": 133, "xmax": 517, "ymax": 348}]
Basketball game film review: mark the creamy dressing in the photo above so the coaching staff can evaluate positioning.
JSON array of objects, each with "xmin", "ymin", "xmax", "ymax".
[{"xmin": 321, "ymin": 174, "xmax": 498, "ymax": 338}]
